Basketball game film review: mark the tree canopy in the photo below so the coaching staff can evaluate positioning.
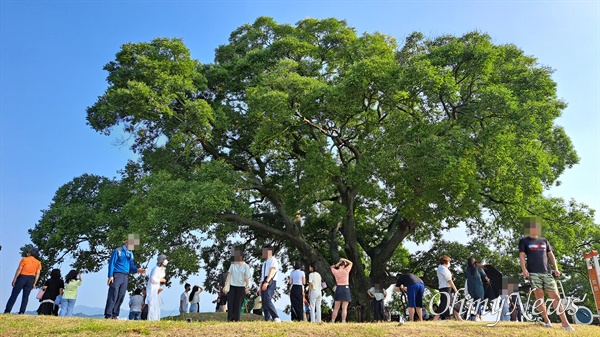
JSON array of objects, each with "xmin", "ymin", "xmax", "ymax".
[{"xmin": 26, "ymin": 17, "xmax": 598, "ymax": 320}]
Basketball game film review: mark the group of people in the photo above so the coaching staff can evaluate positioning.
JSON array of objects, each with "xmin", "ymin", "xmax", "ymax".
[
  {"xmin": 1, "ymin": 217, "xmax": 578, "ymax": 331},
  {"xmin": 4, "ymin": 248, "xmax": 83, "ymax": 317},
  {"xmin": 179, "ymin": 283, "xmax": 204, "ymax": 314},
  {"xmin": 104, "ymin": 238, "xmax": 169, "ymax": 321},
  {"xmin": 285, "ymin": 257, "xmax": 352, "ymax": 323},
  {"xmin": 214, "ymin": 244, "xmax": 355, "ymax": 324},
  {"xmin": 392, "ymin": 217, "xmax": 574, "ymax": 331}
]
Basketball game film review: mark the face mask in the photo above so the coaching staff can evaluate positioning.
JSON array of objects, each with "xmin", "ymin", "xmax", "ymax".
[{"xmin": 163, "ymin": 260, "xmax": 169, "ymax": 266}]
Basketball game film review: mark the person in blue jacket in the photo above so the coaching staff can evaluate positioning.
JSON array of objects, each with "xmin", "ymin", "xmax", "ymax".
[{"xmin": 104, "ymin": 236, "xmax": 146, "ymax": 319}]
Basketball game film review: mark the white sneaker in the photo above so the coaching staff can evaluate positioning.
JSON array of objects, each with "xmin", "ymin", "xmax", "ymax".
[
  {"xmin": 561, "ymin": 325, "xmax": 574, "ymax": 332},
  {"xmin": 274, "ymin": 318, "xmax": 281, "ymax": 323},
  {"xmin": 544, "ymin": 322, "xmax": 553, "ymax": 328}
]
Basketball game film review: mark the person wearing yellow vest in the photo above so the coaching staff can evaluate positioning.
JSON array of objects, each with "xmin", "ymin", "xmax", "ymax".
[{"xmin": 4, "ymin": 248, "xmax": 42, "ymax": 314}]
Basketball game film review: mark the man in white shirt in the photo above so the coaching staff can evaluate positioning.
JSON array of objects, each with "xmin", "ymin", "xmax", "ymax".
[
  {"xmin": 180, "ymin": 283, "xmax": 190, "ymax": 315},
  {"xmin": 259, "ymin": 243, "xmax": 281, "ymax": 322}
]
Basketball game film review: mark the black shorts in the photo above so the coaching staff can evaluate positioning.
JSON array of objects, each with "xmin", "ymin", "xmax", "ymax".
[{"xmin": 219, "ymin": 293, "xmax": 228, "ymax": 306}]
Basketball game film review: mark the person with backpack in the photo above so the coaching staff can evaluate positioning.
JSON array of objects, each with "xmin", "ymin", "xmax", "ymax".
[{"xmin": 104, "ymin": 237, "xmax": 146, "ymax": 319}]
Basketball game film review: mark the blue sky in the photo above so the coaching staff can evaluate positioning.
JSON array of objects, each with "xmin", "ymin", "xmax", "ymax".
[{"xmin": 1, "ymin": 1, "xmax": 598, "ymax": 317}]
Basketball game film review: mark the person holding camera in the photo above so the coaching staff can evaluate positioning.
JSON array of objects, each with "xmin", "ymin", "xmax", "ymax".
[{"xmin": 330, "ymin": 258, "xmax": 353, "ymax": 323}]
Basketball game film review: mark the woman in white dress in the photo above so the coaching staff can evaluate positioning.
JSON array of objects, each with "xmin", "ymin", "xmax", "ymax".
[{"xmin": 146, "ymin": 254, "xmax": 167, "ymax": 321}]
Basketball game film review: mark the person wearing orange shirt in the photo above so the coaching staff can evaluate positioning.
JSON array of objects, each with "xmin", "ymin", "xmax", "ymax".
[{"xmin": 4, "ymin": 248, "xmax": 42, "ymax": 314}]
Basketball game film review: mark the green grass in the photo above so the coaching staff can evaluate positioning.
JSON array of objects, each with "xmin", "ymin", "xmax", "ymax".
[{"xmin": 0, "ymin": 314, "xmax": 597, "ymax": 336}]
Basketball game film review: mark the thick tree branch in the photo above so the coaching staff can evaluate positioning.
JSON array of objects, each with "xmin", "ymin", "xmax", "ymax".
[
  {"xmin": 366, "ymin": 214, "xmax": 416, "ymax": 263},
  {"xmin": 218, "ymin": 213, "xmax": 288, "ymax": 239}
]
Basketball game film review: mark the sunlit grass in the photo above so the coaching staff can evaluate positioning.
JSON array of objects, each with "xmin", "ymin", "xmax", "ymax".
[{"xmin": 0, "ymin": 314, "xmax": 596, "ymax": 336}]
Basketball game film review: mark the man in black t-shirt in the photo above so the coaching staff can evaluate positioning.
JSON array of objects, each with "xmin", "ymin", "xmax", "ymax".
[
  {"xmin": 518, "ymin": 216, "xmax": 573, "ymax": 331},
  {"xmin": 395, "ymin": 273, "xmax": 425, "ymax": 321}
]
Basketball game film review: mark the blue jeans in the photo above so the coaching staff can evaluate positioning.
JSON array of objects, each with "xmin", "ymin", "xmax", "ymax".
[
  {"xmin": 60, "ymin": 298, "xmax": 76, "ymax": 317},
  {"xmin": 129, "ymin": 311, "xmax": 141, "ymax": 320},
  {"xmin": 261, "ymin": 281, "xmax": 279, "ymax": 321},
  {"xmin": 4, "ymin": 275, "xmax": 35, "ymax": 314},
  {"xmin": 104, "ymin": 273, "xmax": 129, "ymax": 318}
]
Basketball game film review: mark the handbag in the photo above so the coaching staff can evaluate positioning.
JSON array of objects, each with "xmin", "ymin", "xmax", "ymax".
[{"xmin": 36, "ymin": 289, "xmax": 45, "ymax": 300}]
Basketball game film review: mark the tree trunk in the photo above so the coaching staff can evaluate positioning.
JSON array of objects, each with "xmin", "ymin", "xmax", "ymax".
[{"xmin": 349, "ymin": 271, "xmax": 374, "ymax": 322}]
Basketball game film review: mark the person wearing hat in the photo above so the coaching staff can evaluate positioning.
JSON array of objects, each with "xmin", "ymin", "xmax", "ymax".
[
  {"xmin": 104, "ymin": 238, "xmax": 146, "ymax": 319},
  {"xmin": 146, "ymin": 254, "xmax": 168, "ymax": 321},
  {"xmin": 4, "ymin": 248, "xmax": 42, "ymax": 314}
]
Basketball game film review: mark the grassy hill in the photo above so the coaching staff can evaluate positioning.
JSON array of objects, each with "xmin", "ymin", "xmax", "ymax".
[{"xmin": 0, "ymin": 314, "xmax": 597, "ymax": 336}]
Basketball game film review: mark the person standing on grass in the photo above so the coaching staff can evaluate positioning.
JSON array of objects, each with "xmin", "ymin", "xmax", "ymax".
[
  {"xmin": 4, "ymin": 248, "xmax": 42, "ymax": 314},
  {"xmin": 395, "ymin": 273, "xmax": 425, "ymax": 322},
  {"xmin": 288, "ymin": 261, "xmax": 306, "ymax": 321},
  {"xmin": 308, "ymin": 262, "xmax": 323, "ymax": 323},
  {"xmin": 129, "ymin": 288, "xmax": 144, "ymax": 320},
  {"xmin": 432, "ymin": 256, "xmax": 463, "ymax": 321},
  {"xmin": 217, "ymin": 263, "xmax": 230, "ymax": 312},
  {"xmin": 465, "ymin": 257, "xmax": 489, "ymax": 321},
  {"xmin": 225, "ymin": 248, "xmax": 252, "ymax": 322},
  {"xmin": 146, "ymin": 254, "xmax": 168, "ymax": 321},
  {"xmin": 180, "ymin": 283, "xmax": 190, "ymax": 314},
  {"xmin": 140, "ymin": 288, "xmax": 149, "ymax": 320},
  {"xmin": 330, "ymin": 258, "xmax": 353, "ymax": 323},
  {"xmin": 104, "ymin": 237, "xmax": 146, "ymax": 319},
  {"xmin": 259, "ymin": 244, "xmax": 281, "ymax": 322},
  {"xmin": 188, "ymin": 285, "xmax": 204, "ymax": 313},
  {"xmin": 60, "ymin": 270, "xmax": 82, "ymax": 317},
  {"xmin": 519, "ymin": 216, "xmax": 574, "ymax": 331},
  {"xmin": 367, "ymin": 280, "xmax": 388, "ymax": 322},
  {"xmin": 37, "ymin": 268, "xmax": 64, "ymax": 315}
]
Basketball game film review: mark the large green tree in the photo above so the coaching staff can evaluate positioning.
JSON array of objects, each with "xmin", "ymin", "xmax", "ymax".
[{"xmin": 27, "ymin": 17, "xmax": 595, "ymax": 320}]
